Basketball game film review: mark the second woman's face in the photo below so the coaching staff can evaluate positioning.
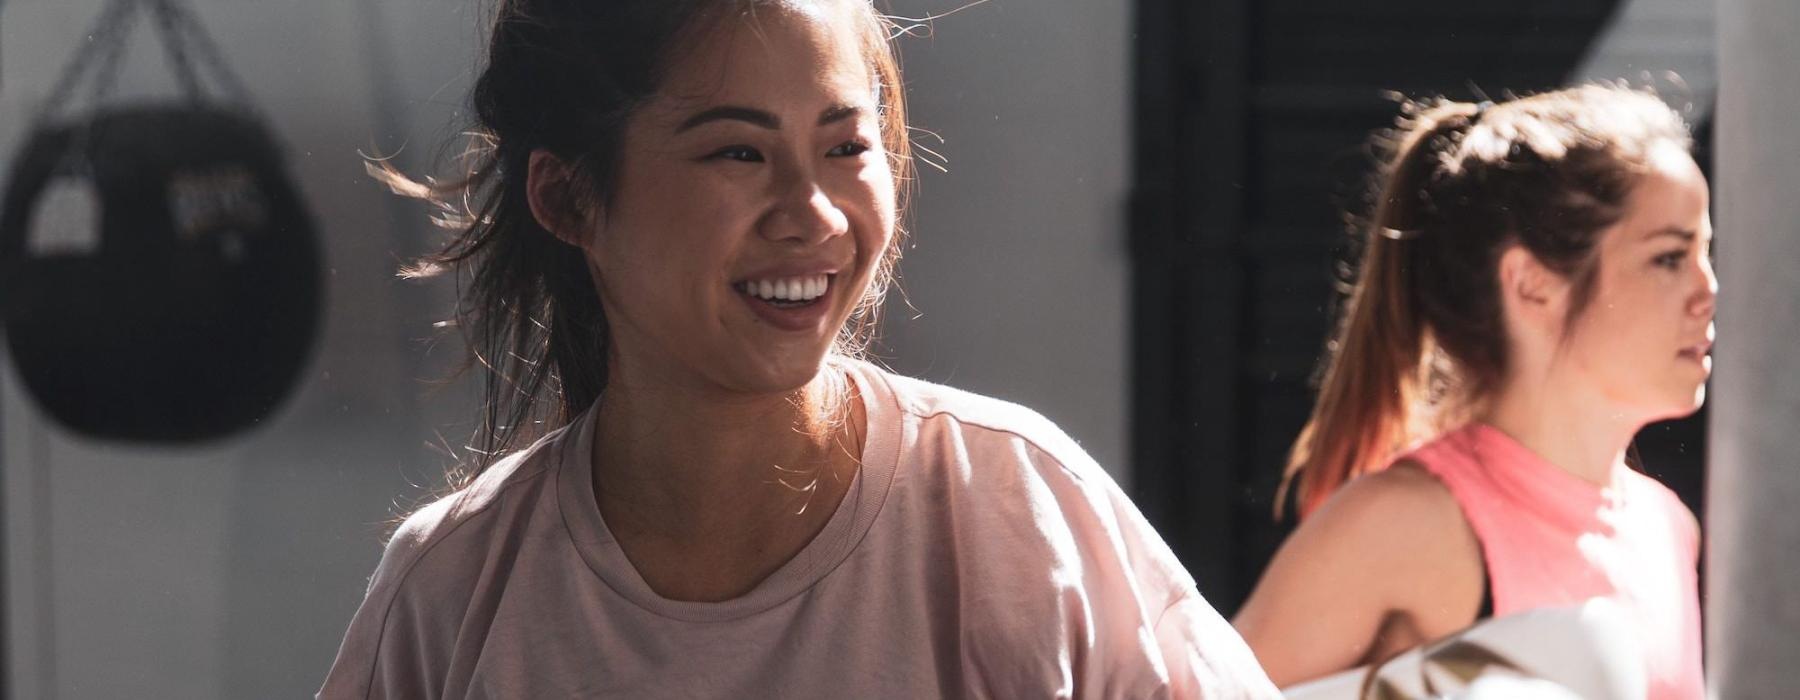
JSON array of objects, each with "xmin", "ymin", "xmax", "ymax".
[
  {"xmin": 1563, "ymin": 143, "xmax": 1717, "ymax": 422},
  {"xmin": 585, "ymin": 3, "xmax": 895, "ymax": 395}
]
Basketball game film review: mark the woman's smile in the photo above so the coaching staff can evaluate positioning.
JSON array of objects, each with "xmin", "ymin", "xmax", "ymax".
[
  {"xmin": 1675, "ymin": 334, "xmax": 1713, "ymax": 371},
  {"xmin": 733, "ymin": 271, "xmax": 840, "ymax": 332}
]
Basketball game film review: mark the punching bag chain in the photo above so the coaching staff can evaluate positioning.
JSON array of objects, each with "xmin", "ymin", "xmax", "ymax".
[{"xmin": 38, "ymin": 0, "xmax": 255, "ymax": 125}]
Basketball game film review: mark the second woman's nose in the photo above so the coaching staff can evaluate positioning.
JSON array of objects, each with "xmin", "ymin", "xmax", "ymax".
[{"xmin": 1690, "ymin": 256, "xmax": 1719, "ymax": 319}]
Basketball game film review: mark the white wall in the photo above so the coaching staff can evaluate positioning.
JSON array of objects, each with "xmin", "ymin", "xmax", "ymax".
[
  {"xmin": 1572, "ymin": 0, "xmax": 1715, "ymax": 111},
  {"xmin": 879, "ymin": 0, "xmax": 1133, "ymax": 477},
  {"xmin": 0, "ymin": 0, "xmax": 1133, "ymax": 697},
  {"xmin": 1709, "ymin": 0, "xmax": 1800, "ymax": 694}
]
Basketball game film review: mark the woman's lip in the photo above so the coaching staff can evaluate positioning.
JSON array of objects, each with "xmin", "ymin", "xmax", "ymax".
[
  {"xmin": 1680, "ymin": 352, "xmax": 1713, "ymax": 373},
  {"xmin": 732, "ymin": 264, "xmax": 843, "ymax": 283},
  {"xmin": 1678, "ymin": 340, "xmax": 1713, "ymax": 358},
  {"xmin": 737, "ymin": 284, "xmax": 833, "ymax": 332},
  {"xmin": 729, "ymin": 261, "xmax": 850, "ymax": 332}
]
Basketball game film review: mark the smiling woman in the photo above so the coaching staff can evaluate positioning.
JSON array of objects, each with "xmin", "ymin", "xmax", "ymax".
[{"xmin": 316, "ymin": 1, "xmax": 1277, "ymax": 698}]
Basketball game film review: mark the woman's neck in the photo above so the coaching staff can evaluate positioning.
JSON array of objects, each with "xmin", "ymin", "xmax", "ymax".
[
  {"xmin": 1479, "ymin": 371, "xmax": 1640, "ymax": 487},
  {"xmin": 587, "ymin": 357, "xmax": 863, "ymax": 601}
]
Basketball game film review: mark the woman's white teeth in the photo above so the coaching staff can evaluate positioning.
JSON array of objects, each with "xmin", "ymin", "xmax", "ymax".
[{"xmin": 743, "ymin": 274, "xmax": 829, "ymax": 302}]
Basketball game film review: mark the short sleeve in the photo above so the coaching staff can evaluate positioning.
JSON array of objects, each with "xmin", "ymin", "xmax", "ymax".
[
  {"xmin": 1155, "ymin": 594, "xmax": 1283, "ymax": 700},
  {"xmin": 317, "ymin": 499, "xmax": 460, "ymax": 700}
]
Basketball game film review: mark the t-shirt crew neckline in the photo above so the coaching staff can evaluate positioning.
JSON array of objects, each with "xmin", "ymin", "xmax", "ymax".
[{"xmin": 554, "ymin": 359, "xmax": 904, "ymax": 623}]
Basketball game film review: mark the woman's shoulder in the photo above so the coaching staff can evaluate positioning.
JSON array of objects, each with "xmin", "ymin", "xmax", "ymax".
[
  {"xmin": 1285, "ymin": 462, "xmax": 1479, "ymax": 597},
  {"xmin": 859, "ymin": 363, "xmax": 1197, "ymax": 588},
  {"xmin": 364, "ymin": 426, "xmax": 571, "ymax": 605},
  {"xmin": 398, "ymin": 432, "xmax": 561, "ymax": 536},
  {"xmin": 1259, "ymin": 462, "xmax": 1482, "ymax": 612},
  {"xmin": 859, "ymin": 362, "xmax": 1104, "ymax": 483},
  {"xmin": 320, "ymin": 425, "xmax": 575, "ymax": 696},
  {"xmin": 1319, "ymin": 462, "xmax": 1468, "ymax": 538}
]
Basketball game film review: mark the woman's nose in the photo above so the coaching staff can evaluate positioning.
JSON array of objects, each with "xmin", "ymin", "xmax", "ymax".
[
  {"xmin": 761, "ymin": 169, "xmax": 848, "ymax": 245},
  {"xmin": 1690, "ymin": 256, "xmax": 1719, "ymax": 318}
]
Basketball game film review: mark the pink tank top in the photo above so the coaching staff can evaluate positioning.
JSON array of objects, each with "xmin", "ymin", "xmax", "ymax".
[{"xmin": 1402, "ymin": 423, "xmax": 1703, "ymax": 700}]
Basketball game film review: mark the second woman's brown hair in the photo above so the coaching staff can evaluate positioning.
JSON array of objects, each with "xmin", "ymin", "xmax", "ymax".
[{"xmin": 1280, "ymin": 85, "xmax": 1691, "ymax": 518}]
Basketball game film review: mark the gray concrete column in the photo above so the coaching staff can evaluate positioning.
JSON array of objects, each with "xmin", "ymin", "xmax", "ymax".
[{"xmin": 1708, "ymin": 0, "xmax": 1800, "ymax": 697}]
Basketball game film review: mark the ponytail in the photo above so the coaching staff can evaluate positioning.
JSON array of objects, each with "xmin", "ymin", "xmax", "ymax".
[
  {"xmin": 1278, "ymin": 102, "xmax": 1483, "ymax": 519},
  {"xmin": 1278, "ymin": 87, "xmax": 1690, "ymax": 519}
]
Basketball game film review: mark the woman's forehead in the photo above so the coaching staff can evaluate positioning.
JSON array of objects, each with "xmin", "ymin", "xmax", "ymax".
[
  {"xmin": 1608, "ymin": 150, "xmax": 1710, "ymax": 249},
  {"xmin": 649, "ymin": 2, "xmax": 877, "ymax": 117}
]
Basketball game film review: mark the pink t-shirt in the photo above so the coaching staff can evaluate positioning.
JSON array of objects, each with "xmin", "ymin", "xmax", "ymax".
[
  {"xmin": 318, "ymin": 360, "xmax": 1278, "ymax": 699},
  {"xmin": 1405, "ymin": 423, "xmax": 1703, "ymax": 700}
]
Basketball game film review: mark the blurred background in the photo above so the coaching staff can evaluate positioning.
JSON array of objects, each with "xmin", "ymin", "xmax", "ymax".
[{"xmin": 0, "ymin": 0, "xmax": 1787, "ymax": 697}]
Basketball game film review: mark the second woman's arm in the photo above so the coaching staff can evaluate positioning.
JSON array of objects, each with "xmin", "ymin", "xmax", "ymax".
[{"xmin": 1231, "ymin": 464, "xmax": 1485, "ymax": 688}]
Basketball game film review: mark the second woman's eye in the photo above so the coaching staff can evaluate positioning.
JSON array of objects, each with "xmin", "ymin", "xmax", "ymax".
[
  {"xmin": 707, "ymin": 145, "xmax": 765, "ymax": 163},
  {"xmin": 827, "ymin": 140, "xmax": 871, "ymax": 158},
  {"xmin": 1653, "ymin": 249, "xmax": 1688, "ymax": 270}
]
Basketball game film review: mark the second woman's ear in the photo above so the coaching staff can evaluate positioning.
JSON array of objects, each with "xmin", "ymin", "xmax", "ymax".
[
  {"xmin": 526, "ymin": 149, "xmax": 594, "ymax": 248},
  {"xmin": 1497, "ymin": 244, "xmax": 1571, "ymax": 331}
]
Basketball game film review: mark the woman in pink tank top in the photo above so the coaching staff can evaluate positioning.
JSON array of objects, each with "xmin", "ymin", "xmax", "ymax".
[{"xmin": 1232, "ymin": 86, "xmax": 1714, "ymax": 699}]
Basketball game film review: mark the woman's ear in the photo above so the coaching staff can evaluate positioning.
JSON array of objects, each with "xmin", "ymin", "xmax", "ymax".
[
  {"xmin": 526, "ymin": 149, "xmax": 593, "ymax": 247},
  {"xmin": 1497, "ymin": 244, "xmax": 1571, "ymax": 333}
]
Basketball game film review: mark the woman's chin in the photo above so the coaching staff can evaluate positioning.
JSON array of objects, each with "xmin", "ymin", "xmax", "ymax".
[
  {"xmin": 718, "ymin": 349, "xmax": 835, "ymax": 397},
  {"xmin": 1675, "ymin": 370, "xmax": 1710, "ymax": 415},
  {"xmin": 1644, "ymin": 383, "xmax": 1708, "ymax": 424},
  {"xmin": 1685, "ymin": 382, "xmax": 1709, "ymax": 413}
]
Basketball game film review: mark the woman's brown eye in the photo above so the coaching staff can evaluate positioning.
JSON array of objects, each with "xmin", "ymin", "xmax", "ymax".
[
  {"xmin": 828, "ymin": 141, "xmax": 870, "ymax": 157},
  {"xmin": 710, "ymin": 146, "xmax": 764, "ymax": 162}
]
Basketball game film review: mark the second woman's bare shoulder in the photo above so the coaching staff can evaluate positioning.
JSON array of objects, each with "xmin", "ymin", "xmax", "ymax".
[
  {"xmin": 1318, "ymin": 461, "xmax": 1478, "ymax": 573},
  {"xmin": 1235, "ymin": 460, "xmax": 1484, "ymax": 686},
  {"xmin": 1324, "ymin": 461, "xmax": 1485, "ymax": 624},
  {"xmin": 1329, "ymin": 461, "xmax": 1461, "ymax": 524}
]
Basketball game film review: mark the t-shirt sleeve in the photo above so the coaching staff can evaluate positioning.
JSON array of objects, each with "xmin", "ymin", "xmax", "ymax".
[
  {"xmin": 1154, "ymin": 593, "xmax": 1283, "ymax": 699},
  {"xmin": 1005, "ymin": 427, "xmax": 1281, "ymax": 699},
  {"xmin": 317, "ymin": 499, "xmax": 461, "ymax": 700},
  {"xmin": 1084, "ymin": 463, "xmax": 1279, "ymax": 698}
]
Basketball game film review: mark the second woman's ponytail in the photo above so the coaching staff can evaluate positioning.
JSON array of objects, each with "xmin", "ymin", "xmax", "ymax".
[
  {"xmin": 1278, "ymin": 102, "xmax": 1483, "ymax": 518},
  {"xmin": 1278, "ymin": 87, "xmax": 1691, "ymax": 519}
]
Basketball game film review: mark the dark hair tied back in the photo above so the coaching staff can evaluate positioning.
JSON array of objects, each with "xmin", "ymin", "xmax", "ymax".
[
  {"xmin": 1280, "ymin": 85, "xmax": 1691, "ymax": 518},
  {"xmin": 372, "ymin": 0, "xmax": 912, "ymax": 484}
]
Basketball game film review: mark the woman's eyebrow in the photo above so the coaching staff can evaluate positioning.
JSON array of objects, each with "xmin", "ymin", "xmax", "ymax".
[
  {"xmin": 676, "ymin": 103, "xmax": 866, "ymax": 133},
  {"xmin": 818, "ymin": 104, "xmax": 862, "ymax": 126},
  {"xmin": 1644, "ymin": 226, "xmax": 1697, "ymax": 242},
  {"xmin": 678, "ymin": 105, "xmax": 779, "ymax": 132}
]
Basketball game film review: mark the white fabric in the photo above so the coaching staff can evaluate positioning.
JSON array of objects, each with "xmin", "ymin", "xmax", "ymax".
[{"xmin": 1280, "ymin": 599, "xmax": 1645, "ymax": 700}]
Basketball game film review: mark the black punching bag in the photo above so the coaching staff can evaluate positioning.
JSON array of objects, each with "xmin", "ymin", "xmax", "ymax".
[{"xmin": 0, "ymin": 0, "xmax": 320, "ymax": 443}]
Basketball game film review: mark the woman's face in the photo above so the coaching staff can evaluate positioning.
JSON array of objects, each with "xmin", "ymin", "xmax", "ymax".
[
  {"xmin": 1561, "ymin": 143, "xmax": 1717, "ymax": 423},
  {"xmin": 581, "ymin": 3, "xmax": 894, "ymax": 395}
]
